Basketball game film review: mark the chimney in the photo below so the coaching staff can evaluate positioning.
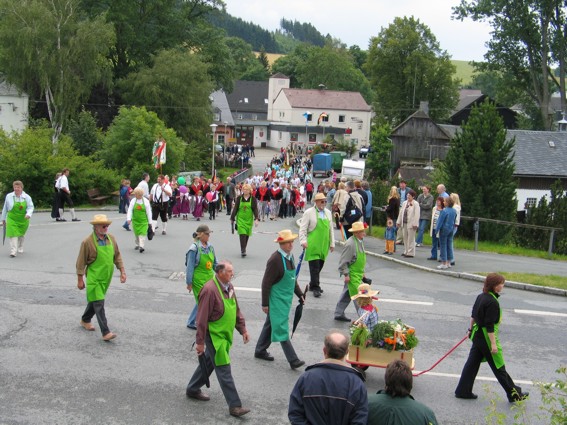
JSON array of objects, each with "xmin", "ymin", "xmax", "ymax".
[{"xmin": 419, "ymin": 101, "xmax": 429, "ymax": 115}]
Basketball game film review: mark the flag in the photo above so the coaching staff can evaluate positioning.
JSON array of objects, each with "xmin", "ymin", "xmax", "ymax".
[
  {"xmin": 302, "ymin": 111, "xmax": 310, "ymax": 124},
  {"xmin": 212, "ymin": 169, "xmax": 217, "ymax": 183},
  {"xmin": 317, "ymin": 112, "xmax": 328, "ymax": 125},
  {"xmin": 152, "ymin": 137, "xmax": 167, "ymax": 169}
]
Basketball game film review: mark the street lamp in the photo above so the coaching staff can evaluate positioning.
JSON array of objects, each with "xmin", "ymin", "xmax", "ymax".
[
  {"xmin": 223, "ymin": 121, "xmax": 228, "ymax": 167},
  {"xmin": 210, "ymin": 123, "xmax": 218, "ymax": 177}
]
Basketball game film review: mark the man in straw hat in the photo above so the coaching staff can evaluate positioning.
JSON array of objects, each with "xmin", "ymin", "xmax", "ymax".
[
  {"xmin": 254, "ymin": 229, "xmax": 306, "ymax": 369},
  {"xmin": 299, "ymin": 192, "xmax": 335, "ymax": 298},
  {"xmin": 76, "ymin": 214, "xmax": 126, "ymax": 341},
  {"xmin": 185, "ymin": 260, "xmax": 251, "ymax": 418},
  {"xmin": 334, "ymin": 221, "xmax": 368, "ymax": 322}
]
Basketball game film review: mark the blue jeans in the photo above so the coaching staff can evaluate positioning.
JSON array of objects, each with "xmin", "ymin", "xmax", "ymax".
[
  {"xmin": 186, "ymin": 303, "xmax": 198, "ymax": 328},
  {"xmin": 430, "ymin": 233, "xmax": 439, "ymax": 259},
  {"xmin": 416, "ymin": 219, "xmax": 429, "ymax": 244},
  {"xmin": 439, "ymin": 232, "xmax": 454, "ymax": 262}
]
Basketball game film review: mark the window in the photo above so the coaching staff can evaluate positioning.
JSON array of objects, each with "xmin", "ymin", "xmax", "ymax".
[
  {"xmin": 252, "ymin": 114, "xmax": 258, "ymax": 121},
  {"xmin": 290, "ymin": 133, "xmax": 298, "ymax": 141},
  {"xmin": 525, "ymin": 198, "xmax": 537, "ymax": 208},
  {"xmin": 214, "ymin": 112, "xmax": 220, "ymax": 121},
  {"xmin": 309, "ymin": 133, "xmax": 316, "ymax": 142},
  {"xmin": 218, "ymin": 135, "xmax": 225, "ymax": 144},
  {"xmin": 339, "ymin": 115, "xmax": 346, "ymax": 123},
  {"xmin": 307, "ymin": 113, "xmax": 312, "ymax": 122},
  {"xmin": 279, "ymin": 111, "xmax": 285, "ymax": 118}
]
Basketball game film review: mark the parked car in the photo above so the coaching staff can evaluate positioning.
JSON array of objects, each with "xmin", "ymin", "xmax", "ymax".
[
  {"xmin": 359, "ymin": 145, "xmax": 371, "ymax": 158},
  {"xmin": 215, "ymin": 144, "xmax": 224, "ymax": 152}
]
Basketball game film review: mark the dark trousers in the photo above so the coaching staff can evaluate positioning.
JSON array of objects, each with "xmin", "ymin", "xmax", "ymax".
[
  {"xmin": 187, "ymin": 334, "xmax": 242, "ymax": 409},
  {"xmin": 343, "ymin": 222, "xmax": 353, "ymax": 238},
  {"xmin": 455, "ymin": 333, "xmax": 522, "ymax": 399},
  {"xmin": 308, "ymin": 259, "xmax": 325, "ymax": 290},
  {"xmin": 58, "ymin": 190, "xmax": 74, "ymax": 208},
  {"xmin": 209, "ymin": 201, "xmax": 216, "ymax": 219},
  {"xmin": 82, "ymin": 300, "xmax": 110, "ymax": 336},
  {"xmin": 239, "ymin": 234, "xmax": 249, "ymax": 253},
  {"xmin": 225, "ymin": 196, "xmax": 232, "ymax": 214},
  {"xmin": 151, "ymin": 203, "xmax": 168, "ymax": 222},
  {"xmin": 255, "ymin": 314, "xmax": 299, "ymax": 364},
  {"xmin": 306, "ymin": 191, "xmax": 313, "ymax": 203}
]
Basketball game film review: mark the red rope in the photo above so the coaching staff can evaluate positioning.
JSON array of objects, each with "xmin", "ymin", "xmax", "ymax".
[{"xmin": 413, "ymin": 335, "xmax": 469, "ymax": 377}]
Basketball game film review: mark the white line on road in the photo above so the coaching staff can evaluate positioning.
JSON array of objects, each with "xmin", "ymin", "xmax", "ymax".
[
  {"xmin": 235, "ymin": 287, "xmax": 261, "ymax": 292},
  {"xmin": 514, "ymin": 309, "xmax": 567, "ymax": 318},
  {"xmin": 415, "ymin": 371, "xmax": 534, "ymax": 386},
  {"xmin": 380, "ymin": 298, "xmax": 434, "ymax": 306}
]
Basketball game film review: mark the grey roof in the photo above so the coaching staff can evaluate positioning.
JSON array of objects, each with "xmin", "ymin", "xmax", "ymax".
[
  {"xmin": 451, "ymin": 90, "xmax": 484, "ymax": 116},
  {"xmin": 226, "ymin": 80, "xmax": 268, "ymax": 113},
  {"xmin": 279, "ymin": 88, "xmax": 371, "ymax": 112},
  {"xmin": 439, "ymin": 124, "xmax": 567, "ymax": 177},
  {"xmin": 0, "ymin": 81, "xmax": 27, "ymax": 97},
  {"xmin": 210, "ymin": 90, "xmax": 235, "ymax": 126}
]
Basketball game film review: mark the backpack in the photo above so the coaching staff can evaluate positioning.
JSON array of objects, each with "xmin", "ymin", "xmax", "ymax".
[{"xmin": 344, "ymin": 194, "xmax": 363, "ymax": 224}]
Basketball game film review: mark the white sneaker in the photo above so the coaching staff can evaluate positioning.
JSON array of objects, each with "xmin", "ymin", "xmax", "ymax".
[{"xmin": 437, "ymin": 264, "xmax": 448, "ymax": 270}]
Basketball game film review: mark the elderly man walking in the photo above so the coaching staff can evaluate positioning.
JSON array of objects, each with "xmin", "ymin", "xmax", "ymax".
[
  {"xmin": 299, "ymin": 193, "xmax": 335, "ymax": 298},
  {"xmin": 185, "ymin": 261, "xmax": 251, "ymax": 417},
  {"xmin": 76, "ymin": 214, "xmax": 127, "ymax": 341}
]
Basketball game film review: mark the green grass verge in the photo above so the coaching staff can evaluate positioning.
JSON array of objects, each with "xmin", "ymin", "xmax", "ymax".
[{"xmin": 475, "ymin": 272, "xmax": 567, "ymax": 290}]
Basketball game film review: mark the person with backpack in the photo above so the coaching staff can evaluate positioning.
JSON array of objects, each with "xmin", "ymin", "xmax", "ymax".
[
  {"xmin": 340, "ymin": 181, "xmax": 364, "ymax": 238},
  {"xmin": 185, "ymin": 224, "xmax": 218, "ymax": 329}
]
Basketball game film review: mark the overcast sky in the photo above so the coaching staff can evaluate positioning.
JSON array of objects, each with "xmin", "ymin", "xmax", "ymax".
[{"xmin": 224, "ymin": 0, "xmax": 492, "ymax": 61}]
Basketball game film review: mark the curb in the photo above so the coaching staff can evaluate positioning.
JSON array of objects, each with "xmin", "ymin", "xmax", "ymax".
[{"xmin": 295, "ymin": 218, "xmax": 567, "ymax": 297}]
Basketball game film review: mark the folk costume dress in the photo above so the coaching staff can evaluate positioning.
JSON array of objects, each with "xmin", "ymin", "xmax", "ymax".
[
  {"xmin": 2, "ymin": 191, "xmax": 34, "ymax": 257},
  {"xmin": 127, "ymin": 197, "xmax": 152, "ymax": 251},
  {"xmin": 186, "ymin": 242, "xmax": 217, "ymax": 328},
  {"xmin": 230, "ymin": 195, "xmax": 259, "ymax": 256}
]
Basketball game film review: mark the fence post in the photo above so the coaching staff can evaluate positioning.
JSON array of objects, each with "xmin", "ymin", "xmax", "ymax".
[
  {"xmin": 548, "ymin": 229, "xmax": 556, "ymax": 258},
  {"xmin": 473, "ymin": 218, "xmax": 480, "ymax": 252}
]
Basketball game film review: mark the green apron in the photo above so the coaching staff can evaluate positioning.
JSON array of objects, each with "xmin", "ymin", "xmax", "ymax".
[
  {"xmin": 86, "ymin": 233, "xmax": 115, "ymax": 302},
  {"xmin": 6, "ymin": 197, "xmax": 29, "ymax": 237},
  {"xmin": 269, "ymin": 254, "xmax": 296, "ymax": 342},
  {"xmin": 132, "ymin": 201, "xmax": 148, "ymax": 236},
  {"xmin": 305, "ymin": 211, "xmax": 330, "ymax": 262},
  {"xmin": 236, "ymin": 197, "xmax": 253, "ymax": 236},
  {"xmin": 192, "ymin": 244, "xmax": 215, "ymax": 302},
  {"xmin": 471, "ymin": 292, "xmax": 505, "ymax": 368},
  {"xmin": 208, "ymin": 276, "xmax": 237, "ymax": 366},
  {"xmin": 347, "ymin": 238, "xmax": 366, "ymax": 297}
]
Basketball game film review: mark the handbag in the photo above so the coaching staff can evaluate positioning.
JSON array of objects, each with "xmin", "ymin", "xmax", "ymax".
[
  {"xmin": 147, "ymin": 224, "xmax": 155, "ymax": 240},
  {"xmin": 343, "ymin": 194, "xmax": 363, "ymax": 224}
]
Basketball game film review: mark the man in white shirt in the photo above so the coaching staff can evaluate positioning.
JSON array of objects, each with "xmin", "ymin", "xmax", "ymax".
[
  {"xmin": 56, "ymin": 168, "xmax": 80, "ymax": 222},
  {"xmin": 149, "ymin": 174, "xmax": 172, "ymax": 235},
  {"xmin": 137, "ymin": 173, "xmax": 150, "ymax": 200}
]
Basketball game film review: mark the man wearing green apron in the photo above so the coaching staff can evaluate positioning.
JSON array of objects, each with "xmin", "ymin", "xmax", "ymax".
[
  {"xmin": 76, "ymin": 214, "xmax": 127, "ymax": 341},
  {"xmin": 254, "ymin": 230, "xmax": 306, "ymax": 369},
  {"xmin": 2, "ymin": 181, "xmax": 34, "ymax": 258},
  {"xmin": 455, "ymin": 273, "xmax": 528, "ymax": 402},
  {"xmin": 299, "ymin": 193, "xmax": 335, "ymax": 298},
  {"xmin": 186, "ymin": 261, "xmax": 251, "ymax": 418},
  {"xmin": 334, "ymin": 221, "xmax": 368, "ymax": 321}
]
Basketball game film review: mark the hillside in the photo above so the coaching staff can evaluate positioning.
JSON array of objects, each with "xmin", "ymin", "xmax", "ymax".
[{"xmin": 453, "ymin": 60, "xmax": 475, "ymax": 85}]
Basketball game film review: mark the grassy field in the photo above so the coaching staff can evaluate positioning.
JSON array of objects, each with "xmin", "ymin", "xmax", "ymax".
[{"xmin": 452, "ymin": 60, "xmax": 476, "ymax": 85}]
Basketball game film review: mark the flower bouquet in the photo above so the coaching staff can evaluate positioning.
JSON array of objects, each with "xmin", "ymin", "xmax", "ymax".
[{"xmin": 347, "ymin": 319, "xmax": 418, "ymax": 368}]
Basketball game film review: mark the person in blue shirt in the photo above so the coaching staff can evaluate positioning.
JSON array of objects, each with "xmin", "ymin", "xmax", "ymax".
[{"xmin": 435, "ymin": 196, "xmax": 457, "ymax": 270}]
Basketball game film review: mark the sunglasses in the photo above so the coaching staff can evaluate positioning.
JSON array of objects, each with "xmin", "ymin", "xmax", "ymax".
[{"xmin": 101, "ymin": 225, "xmax": 109, "ymax": 229}]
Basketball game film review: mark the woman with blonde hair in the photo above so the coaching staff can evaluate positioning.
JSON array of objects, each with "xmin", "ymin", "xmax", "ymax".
[
  {"xmin": 385, "ymin": 186, "xmax": 400, "ymax": 222},
  {"xmin": 449, "ymin": 193, "xmax": 461, "ymax": 266},
  {"xmin": 230, "ymin": 183, "xmax": 259, "ymax": 257},
  {"xmin": 331, "ymin": 182, "xmax": 348, "ymax": 227},
  {"xmin": 127, "ymin": 187, "xmax": 152, "ymax": 253}
]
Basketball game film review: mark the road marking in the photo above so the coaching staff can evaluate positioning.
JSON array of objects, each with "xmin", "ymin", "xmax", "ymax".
[
  {"xmin": 380, "ymin": 298, "xmax": 434, "ymax": 306},
  {"xmin": 235, "ymin": 287, "xmax": 261, "ymax": 292},
  {"xmin": 415, "ymin": 371, "xmax": 533, "ymax": 386},
  {"xmin": 514, "ymin": 309, "xmax": 567, "ymax": 318}
]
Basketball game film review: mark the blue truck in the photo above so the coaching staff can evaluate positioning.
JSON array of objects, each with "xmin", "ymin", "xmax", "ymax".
[{"xmin": 312, "ymin": 153, "xmax": 332, "ymax": 177}]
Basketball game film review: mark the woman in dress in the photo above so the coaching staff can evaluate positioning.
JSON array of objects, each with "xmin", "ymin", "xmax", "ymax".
[
  {"xmin": 192, "ymin": 190, "xmax": 206, "ymax": 221},
  {"xmin": 230, "ymin": 183, "xmax": 259, "ymax": 257},
  {"xmin": 396, "ymin": 190, "xmax": 420, "ymax": 258},
  {"xmin": 185, "ymin": 224, "xmax": 217, "ymax": 329},
  {"xmin": 127, "ymin": 187, "xmax": 152, "ymax": 253},
  {"xmin": 1, "ymin": 180, "xmax": 34, "ymax": 258},
  {"xmin": 455, "ymin": 273, "xmax": 529, "ymax": 402}
]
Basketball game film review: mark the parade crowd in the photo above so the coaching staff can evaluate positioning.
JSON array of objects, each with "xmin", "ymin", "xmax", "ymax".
[{"xmin": 1, "ymin": 149, "xmax": 528, "ymax": 423}]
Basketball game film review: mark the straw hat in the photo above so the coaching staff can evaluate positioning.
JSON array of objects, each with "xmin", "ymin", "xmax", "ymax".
[
  {"xmin": 348, "ymin": 221, "xmax": 368, "ymax": 233},
  {"xmin": 90, "ymin": 214, "xmax": 112, "ymax": 225},
  {"xmin": 274, "ymin": 229, "xmax": 298, "ymax": 243},
  {"xmin": 314, "ymin": 193, "xmax": 326, "ymax": 201},
  {"xmin": 195, "ymin": 224, "xmax": 212, "ymax": 234},
  {"xmin": 350, "ymin": 283, "xmax": 380, "ymax": 300}
]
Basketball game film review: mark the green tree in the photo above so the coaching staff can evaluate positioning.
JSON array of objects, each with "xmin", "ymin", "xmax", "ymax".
[
  {"xmin": 101, "ymin": 106, "xmax": 186, "ymax": 181},
  {"xmin": 453, "ymin": 0, "xmax": 567, "ymax": 130},
  {"xmin": 0, "ymin": 127, "xmax": 118, "ymax": 206},
  {"xmin": 296, "ymin": 46, "xmax": 374, "ymax": 104},
  {"xmin": 365, "ymin": 16, "xmax": 459, "ymax": 124},
  {"xmin": 67, "ymin": 109, "xmax": 103, "ymax": 157},
  {"xmin": 442, "ymin": 100, "xmax": 517, "ymax": 240},
  {"xmin": 271, "ymin": 44, "xmax": 318, "ymax": 87},
  {"xmin": 0, "ymin": 0, "xmax": 115, "ymax": 143},
  {"xmin": 119, "ymin": 49, "xmax": 214, "ymax": 141},
  {"xmin": 365, "ymin": 123, "xmax": 393, "ymax": 181}
]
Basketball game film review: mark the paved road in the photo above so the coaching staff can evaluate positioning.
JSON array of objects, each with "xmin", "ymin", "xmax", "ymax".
[{"xmin": 1, "ymin": 149, "xmax": 565, "ymax": 424}]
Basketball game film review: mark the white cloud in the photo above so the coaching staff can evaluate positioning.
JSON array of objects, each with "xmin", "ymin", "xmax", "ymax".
[{"xmin": 224, "ymin": 0, "xmax": 491, "ymax": 61}]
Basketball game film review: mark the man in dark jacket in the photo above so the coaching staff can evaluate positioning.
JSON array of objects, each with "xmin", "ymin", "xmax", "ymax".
[{"xmin": 288, "ymin": 331, "xmax": 367, "ymax": 425}]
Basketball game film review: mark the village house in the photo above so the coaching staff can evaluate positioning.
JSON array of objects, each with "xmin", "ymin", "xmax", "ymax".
[{"xmin": 0, "ymin": 81, "xmax": 28, "ymax": 133}]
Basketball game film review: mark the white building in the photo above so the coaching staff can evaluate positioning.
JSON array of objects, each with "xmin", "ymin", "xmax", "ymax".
[
  {"xmin": 267, "ymin": 74, "xmax": 372, "ymax": 149},
  {"xmin": 0, "ymin": 81, "xmax": 28, "ymax": 133}
]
